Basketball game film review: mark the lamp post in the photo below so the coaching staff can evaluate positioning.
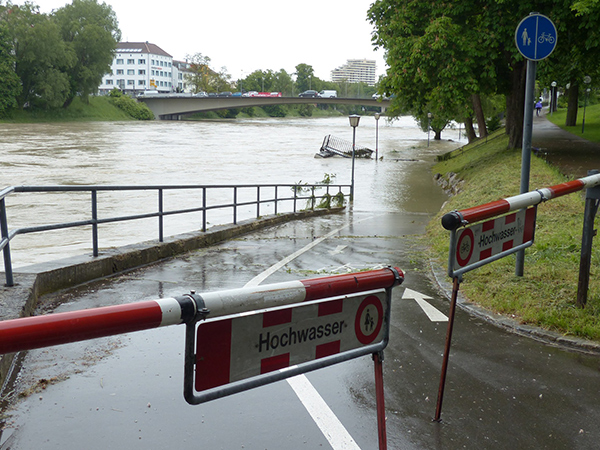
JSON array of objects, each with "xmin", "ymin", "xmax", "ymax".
[
  {"xmin": 582, "ymin": 76, "xmax": 592, "ymax": 134},
  {"xmin": 349, "ymin": 114, "xmax": 361, "ymax": 202},
  {"xmin": 551, "ymin": 81, "xmax": 557, "ymax": 115},
  {"xmin": 374, "ymin": 113, "xmax": 381, "ymax": 160},
  {"xmin": 427, "ymin": 112, "xmax": 432, "ymax": 147}
]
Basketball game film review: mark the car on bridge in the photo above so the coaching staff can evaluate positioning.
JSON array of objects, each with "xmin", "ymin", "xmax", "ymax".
[{"xmin": 299, "ymin": 90, "xmax": 320, "ymax": 98}]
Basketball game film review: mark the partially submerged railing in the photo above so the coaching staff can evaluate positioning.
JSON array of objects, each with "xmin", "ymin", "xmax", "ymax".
[{"xmin": 0, "ymin": 183, "xmax": 349, "ymax": 286}]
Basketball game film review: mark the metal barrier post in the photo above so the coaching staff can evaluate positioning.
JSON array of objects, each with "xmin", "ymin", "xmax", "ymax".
[
  {"xmin": 293, "ymin": 187, "xmax": 297, "ymax": 212},
  {"xmin": 91, "ymin": 190, "xmax": 98, "ymax": 257},
  {"xmin": 256, "ymin": 186, "xmax": 260, "ymax": 218},
  {"xmin": 202, "ymin": 187, "xmax": 207, "ymax": 232},
  {"xmin": 434, "ymin": 275, "xmax": 461, "ymax": 422},
  {"xmin": 0, "ymin": 198, "xmax": 14, "ymax": 286},
  {"xmin": 274, "ymin": 186, "xmax": 278, "ymax": 215},
  {"xmin": 158, "ymin": 188, "xmax": 164, "ymax": 242},
  {"xmin": 233, "ymin": 187, "xmax": 238, "ymax": 225},
  {"xmin": 577, "ymin": 170, "xmax": 600, "ymax": 308},
  {"xmin": 374, "ymin": 350, "xmax": 387, "ymax": 450}
]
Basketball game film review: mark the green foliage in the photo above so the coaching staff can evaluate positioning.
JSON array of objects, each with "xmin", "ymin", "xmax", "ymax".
[
  {"xmin": 319, "ymin": 173, "xmax": 336, "ymax": 185},
  {"xmin": 262, "ymin": 105, "xmax": 286, "ymax": 117},
  {"xmin": 487, "ymin": 115, "xmax": 502, "ymax": 132},
  {"xmin": 333, "ymin": 192, "xmax": 345, "ymax": 207},
  {"xmin": 6, "ymin": 3, "xmax": 74, "ymax": 109},
  {"xmin": 185, "ymin": 53, "xmax": 232, "ymax": 93},
  {"xmin": 298, "ymin": 104, "xmax": 313, "ymax": 117},
  {"xmin": 53, "ymin": 0, "xmax": 120, "ymax": 107},
  {"xmin": 0, "ymin": 21, "xmax": 21, "ymax": 116},
  {"xmin": 109, "ymin": 95, "xmax": 154, "ymax": 120},
  {"xmin": 109, "ymin": 87, "xmax": 122, "ymax": 98}
]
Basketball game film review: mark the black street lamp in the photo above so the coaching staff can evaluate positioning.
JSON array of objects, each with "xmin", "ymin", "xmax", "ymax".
[
  {"xmin": 349, "ymin": 114, "xmax": 361, "ymax": 201},
  {"xmin": 551, "ymin": 81, "xmax": 557, "ymax": 115},
  {"xmin": 427, "ymin": 112, "xmax": 432, "ymax": 147},
  {"xmin": 582, "ymin": 76, "xmax": 592, "ymax": 134}
]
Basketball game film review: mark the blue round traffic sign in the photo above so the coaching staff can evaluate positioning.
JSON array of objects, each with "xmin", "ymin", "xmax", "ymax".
[{"xmin": 515, "ymin": 13, "xmax": 557, "ymax": 61}]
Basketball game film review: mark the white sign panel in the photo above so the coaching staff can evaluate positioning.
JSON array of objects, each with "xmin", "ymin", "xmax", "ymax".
[
  {"xmin": 195, "ymin": 290, "xmax": 387, "ymax": 392},
  {"xmin": 452, "ymin": 207, "xmax": 536, "ymax": 276}
]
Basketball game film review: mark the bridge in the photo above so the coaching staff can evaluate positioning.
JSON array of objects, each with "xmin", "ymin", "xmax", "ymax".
[{"xmin": 138, "ymin": 96, "xmax": 391, "ymax": 120}]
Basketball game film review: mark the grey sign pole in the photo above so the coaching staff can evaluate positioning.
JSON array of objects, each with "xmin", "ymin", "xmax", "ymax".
[
  {"xmin": 514, "ymin": 13, "xmax": 557, "ymax": 276},
  {"xmin": 515, "ymin": 59, "xmax": 536, "ymax": 276}
]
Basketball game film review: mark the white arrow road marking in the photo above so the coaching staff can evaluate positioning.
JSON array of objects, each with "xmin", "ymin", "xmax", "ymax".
[
  {"xmin": 328, "ymin": 245, "xmax": 348, "ymax": 255},
  {"xmin": 402, "ymin": 288, "xmax": 448, "ymax": 322}
]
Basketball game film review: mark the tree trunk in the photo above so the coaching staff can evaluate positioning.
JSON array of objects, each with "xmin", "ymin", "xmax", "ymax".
[
  {"xmin": 505, "ymin": 61, "xmax": 527, "ymax": 149},
  {"xmin": 464, "ymin": 116, "xmax": 477, "ymax": 142},
  {"xmin": 472, "ymin": 93, "xmax": 488, "ymax": 138},
  {"xmin": 566, "ymin": 83, "xmax": 579, "ymax": 126}
]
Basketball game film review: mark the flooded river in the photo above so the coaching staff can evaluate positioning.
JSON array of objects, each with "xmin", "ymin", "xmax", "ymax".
[{"xmin": 1, "ymin": 116, "xmax": 463, "ymax": 267}]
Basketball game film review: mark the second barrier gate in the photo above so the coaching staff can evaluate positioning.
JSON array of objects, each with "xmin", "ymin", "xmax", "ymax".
[{"xmin": 435, "ymin": 171, "xmax": 600, "ymax": 421}]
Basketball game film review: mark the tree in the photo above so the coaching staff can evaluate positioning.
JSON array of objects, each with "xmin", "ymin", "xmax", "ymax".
[
  {"xmin": 0, "ymin": 18, "xmax": 21, "ymax": 115},
  {"xmin": 5, "ymin": 3, "xmax": 74, "ymax": 109},
  {"xmin": 53, "ymin": 0, "xmax": 121, "ymax": 107},
  {"xmin": 368, "ymin": 0, "xmax": 585, "ymax": 147},
  {"xmin": 295, "ymin": 63, "xmax": 316, "ymax": 92},
  {"xmin": 185, "ymin": 53, "xmax": 232, "ymax": 93}
]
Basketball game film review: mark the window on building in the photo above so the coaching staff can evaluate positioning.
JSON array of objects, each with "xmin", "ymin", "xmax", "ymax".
[
  {"xmin": 116, "ymin": 59, "xmax": 124, "ymax": 64},
  {"xmin": 127, "ymin": 59, "xmax": 135, "ymax": 64},
  {"xmin": 138, "ymin": 69, "xmax": 146, "ymax": 75},
  {"xmin": 127, "ymin": 69, "xmax": 135, "ymax": 75},
  {"xmin": 127, "ymin": 80, "xmax": 134, "ymax": 85},
  {"xmin": 106, "ymin": 79, "xmax": 113, "ymax": 85},
  {"xmin": 138, "ymin": 59, "xmax": 145, "ymax": 65},
  {"xmin": 116, "ymin": 69, "xmax": 124, "ymax": 75},
  {"xmin": 138, "ymin": 80, "xmax": 145, "ymax": 85}
]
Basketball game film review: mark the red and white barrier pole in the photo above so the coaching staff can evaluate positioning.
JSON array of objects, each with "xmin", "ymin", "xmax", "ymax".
[
  {"xmin": 441, "ymin": 172, "xmax": 600, "ymax": 231},
  {"xmin": 0, "ymin": 267, "xmax": 403, "ymax": 355}
]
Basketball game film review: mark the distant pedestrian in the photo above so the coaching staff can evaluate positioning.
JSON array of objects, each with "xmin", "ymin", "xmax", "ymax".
[{"xmin": 535, "ymin": 100, "xmax": 543, "ymax": 116}]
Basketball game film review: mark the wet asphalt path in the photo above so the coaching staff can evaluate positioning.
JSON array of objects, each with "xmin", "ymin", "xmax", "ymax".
[{"xmin": 3, "ymin": 214, "xmax": 600, "ymax": 448}]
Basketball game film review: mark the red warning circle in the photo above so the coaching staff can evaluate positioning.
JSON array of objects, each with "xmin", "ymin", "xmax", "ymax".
[
  {"xmin": 354, "ymin": 295, "xmax": 384, "ymax": 344},
  {"xmin": 456, "ymin": 228, "xmax": 475, "ymax": 267}
]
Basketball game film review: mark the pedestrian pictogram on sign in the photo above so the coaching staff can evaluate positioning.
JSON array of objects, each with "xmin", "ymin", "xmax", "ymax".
[{"xmin": 515, "ymin": 13, "xmax": 558, "ymax": 61}]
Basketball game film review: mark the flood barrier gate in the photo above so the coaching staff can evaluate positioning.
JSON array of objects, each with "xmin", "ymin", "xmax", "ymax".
[
  {"xmin": 0, "ymin": 267, "xmax": 404, "ymax": 450},
  {"xmin": 436, "ymin": 171, "xmax": 600, "ymax": 421}
]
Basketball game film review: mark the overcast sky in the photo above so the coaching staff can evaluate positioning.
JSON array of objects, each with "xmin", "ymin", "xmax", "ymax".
[{"xmin": 32, "ymin": 0, "xmax": 387, "ymax": 81}]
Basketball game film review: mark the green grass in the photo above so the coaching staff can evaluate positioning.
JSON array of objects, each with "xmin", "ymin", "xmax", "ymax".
[
  {"xmin": 427, "ymin": 129, "xmax": 600, "ymax": 342},
  {"xmin": 1, "ymin": 96, "xmax": 134, "ymax": 123},
  {"xmin": 547, "ymin": 103, "xmax": 600, "ymax": 142}
]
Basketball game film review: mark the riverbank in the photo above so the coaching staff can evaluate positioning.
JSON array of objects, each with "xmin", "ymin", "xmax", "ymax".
[
  {"xmin": 0, "ymin": 96, "xmax": 358, "ymax": 123},
  {"xmin": 427, "ymin": 125, "xmax": 600, "ymax": 345}
]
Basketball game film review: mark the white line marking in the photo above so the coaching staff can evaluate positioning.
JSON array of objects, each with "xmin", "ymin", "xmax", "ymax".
[
  {"xmin": 401, "ymin": 288, "xmax": 448, "ymax": 322},
  {"xmin": 244, "ymin": 216, "xmax": 379, "ymax": 450},
  {"xmin": 287, "ymin": 374, "xmax": 361, "ymax": 450}
]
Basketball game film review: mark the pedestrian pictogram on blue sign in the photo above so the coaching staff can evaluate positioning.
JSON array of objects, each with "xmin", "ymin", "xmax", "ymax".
[{"xmin": 515, "ymin": 13, "xmax": 557, "ymax": 61}]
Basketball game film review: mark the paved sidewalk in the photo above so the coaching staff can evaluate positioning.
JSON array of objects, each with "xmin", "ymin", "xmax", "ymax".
[{"xmin": 532, "ymin": 110, "xmax": 600, "ymax": 178}]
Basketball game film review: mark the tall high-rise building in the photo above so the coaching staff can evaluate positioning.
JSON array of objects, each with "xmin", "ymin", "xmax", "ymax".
[{"xmin": 330, "ymin": 59, "xmax": 377, "ymax": 86}]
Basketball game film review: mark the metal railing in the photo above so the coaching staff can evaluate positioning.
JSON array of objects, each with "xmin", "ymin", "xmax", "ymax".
[{"xmin": 0, "ymin": 183, "xmax": 350, "ymax": 287}]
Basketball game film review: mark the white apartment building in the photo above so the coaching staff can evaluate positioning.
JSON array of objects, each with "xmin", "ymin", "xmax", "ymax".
[
  {"xmin": 331, "ymin": 59, "xmax": 377, "ymax": 86},
  {"xmin": 99, "ymin": 42, "xmax": 176, "ymax": 95}
]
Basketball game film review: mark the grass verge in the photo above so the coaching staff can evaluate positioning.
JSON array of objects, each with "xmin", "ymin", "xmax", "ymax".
[
  {"xmin": 1, "ymin": 96, "xmax": 134, "ymax": 123},
  {"xmin": 427, "ymin": 129, "xmax": 600, "ymax": 342}
]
